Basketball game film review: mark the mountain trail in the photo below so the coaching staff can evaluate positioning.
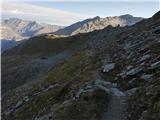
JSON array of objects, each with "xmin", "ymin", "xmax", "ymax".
[
  {"xmin": 92, "ymin": 70, "xmax": 128, "ymax": 120},
  {"xmin": 102, "ymin": 93, "xmax": 128, "ymax": 120}
]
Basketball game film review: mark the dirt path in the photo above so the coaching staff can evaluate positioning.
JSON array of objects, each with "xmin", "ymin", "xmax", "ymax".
[
  {"xmin": 102, "ymin": 93, "xmax": 128, "ymax": 120},
  {"xmin": 92, "ymin": 70, "xmax": 128, "ymax": 120}
]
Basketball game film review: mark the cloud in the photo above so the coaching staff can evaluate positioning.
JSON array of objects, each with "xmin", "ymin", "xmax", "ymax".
[
  {"xmin": 2, "ymin": 2, "xmax": 91, "ymax": 26},
  {"xmin": 10, "ymin": 9, "xmax": 24, "ymax": 14}
]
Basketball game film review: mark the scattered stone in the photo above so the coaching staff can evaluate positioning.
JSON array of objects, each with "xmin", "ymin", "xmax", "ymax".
[
  {"xmin": 35, "ymin": 115, "xmax": 49, "ymax": 120},
  {"xmin": 102, "ymin": 63, "xmax": 115, "ymax": 73},
  {"xmin": 110, "ymin": 88, "xmax": 126, "ymax": 97},
  {"xmin": 95, "ymin": 79, "xmax": 117, "ymax": 88},
  {"xmin": 132, "ymin": 58, "xmax": 137, "ymax": 62},
  {"xmin": 15, "ymin": 100, "xmax": 23, "ymax": 109},
  {"xmin": 80, "ymin": 89, "xmax": 95, "ymax": 99},
  {"xmin": 23, "ymin": 96, "xmax": 29, "ymax": 102},
  {"xmin": 126, "ymin": 65, "xmax": 133, "ymax": 70},
  {"xmin": 43, "ymin": 84, "xmax": 61, "ymax": 92},
  {"xmin": 126, "ymin": 67, "xmax": 142, "ymax": 76},
  {"xmin": 138, "ymin": 54, "xmax": 150, "ymax": 62},
  {"xmin": 140, "ymin": 74, "xmax": 152, "ymax": 81},
  {"xmin": 128, "ymin": 78, "xmax": 136, "ymax": 85},
  {"xmin": 118, "ymin": 70, "xmax": 126, "ymax": 78},
  {"xmin": 140, "ymin": 62, "xmax": 145, "ymax": 66},
  {"xmin": 152, "ymin": 26, "xmax": 160, "ymax": 34},
  {"xmin": 150, "ymin": 60, "xmax": 160, "ymax": 69},
  {"xmin": 127, "ymin": 52, "xmax": 134, "ymax": 59},
  {"xmin": 75, "ymin": 88, "xmax": 85, "ymax": 98},
  {"xmin": 139, "ymin": 110, "xmax": 148, "ymax": 120},
  {"xmin": 14, "ymin": 96, "xmax": 30, "ymax": 109},
  {"xmin": 114, "ymin": 76, "xmax": 118, "ymax": 80},
  {"xmin": 126, "ymin": 87, "xmax": 138, "ymax": 96}
]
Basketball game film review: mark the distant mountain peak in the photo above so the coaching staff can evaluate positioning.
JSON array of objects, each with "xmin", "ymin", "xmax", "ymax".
[
  {"xmin": 1, "ymin": 18, "xmax": 64, "ymax": 52},
  {"xmin": 55, "ymin": 14, "xmax": 144, "ymax": 35},
  {"xmin": 120, "ymin": 14, "xmax": 133, "ymax": 17},
  {"xmin": 93, "ymin": 16, "xmax": 101, "ymax": 19}
]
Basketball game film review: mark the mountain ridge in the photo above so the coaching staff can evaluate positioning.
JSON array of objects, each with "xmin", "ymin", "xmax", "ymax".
[{"xmin": 54, "ymin": 14, "xmax": 143, "ymax": 35}]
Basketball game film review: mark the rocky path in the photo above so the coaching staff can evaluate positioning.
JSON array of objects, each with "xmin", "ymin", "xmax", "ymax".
[
  {"xmin": 92, "ymin": 71, "xmax": 128, "ymax": 120},
  {"xmin": 102, "ymin": 92, "xmax": 128, "ymax": 120}
]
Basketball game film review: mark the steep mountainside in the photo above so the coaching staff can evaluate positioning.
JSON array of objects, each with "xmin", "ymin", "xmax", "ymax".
[
  {"xmin": 1, "ymin": 11, "xmax": 160, "ymax": 120},
  {"xmin": 1, "ymin": 25, "xmax": 23, "ymax": 40},
  {"xmin": 55, "ymin": 14, "xmax": 143, "ymax": 35}
]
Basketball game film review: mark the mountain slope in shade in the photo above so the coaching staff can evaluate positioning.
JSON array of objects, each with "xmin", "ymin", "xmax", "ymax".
[{"xmin": 54, "ymin": 14, "xmax": 143, "ymax": 35}]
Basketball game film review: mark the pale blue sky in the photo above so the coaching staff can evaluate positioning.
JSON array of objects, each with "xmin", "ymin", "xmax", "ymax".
[
  {"xmin": 2, "ymin": 1, "xmax": 159, "ymax": 25},
  {"xmin": 27, "ymin": 1, "xmax": 159, "ymax": 17}
]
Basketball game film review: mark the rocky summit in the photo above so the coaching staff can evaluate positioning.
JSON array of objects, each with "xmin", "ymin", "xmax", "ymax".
[{"xmin": 1, "ymin": 11, "xmax": 160, "ymax": 120}]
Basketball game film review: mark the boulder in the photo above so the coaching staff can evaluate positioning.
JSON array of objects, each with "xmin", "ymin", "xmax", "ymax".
[{"xmin": 102, "ymin": 63, "xmax": 115, "ymax": 73}]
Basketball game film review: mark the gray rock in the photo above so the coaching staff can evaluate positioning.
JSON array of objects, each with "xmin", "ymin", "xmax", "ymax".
[
  {"xmin": 126, "ymin": 87, "xmax": 138, "ymax": 96},
  {"xmin": 35, "ymin": 115, "xmax": 49, "ymax": 120},
  {"xmin": 110, "ymin": 88, "xmax": 126, "ymax": 97},
  {"xmin": 80, "ymin": 89, "xmax": 95, "ymax": 98},
  {"xmin": 118, "ymin": 70, "xmax": 126, "ymax": 78},
  {"xmin": 23, "ymin": 96, "xmax": 29, "ymax": 102},
  {"xmin": 103, "ymin": 63, "xmax": 115, "ymax": 72},
  {"xmin": 138, "ymin": 54, "xmax": 150, "ymax": 62},
  {"xmin": 127, "ymin": 52, "xmax": 134, "ymax": 59},
  {"xmin": 126, "ymin": 65, "xmax": 133, "ymax": 70},
  {"xmin": 140, "ymin": 74, "xmax": 152, "ymax": 81},
  {"xmin": 139, "ymin": 110, "xmax": 148, "ymax": 120},
  {"xmin": 150, "ymin": 60, "xmax": 160, "ymax": 69},
  {"xmin": 140, "ymin": 62, "xmax": 145, "ymax": 66},
  {"xmin": 126, "ymin": 67, "xmax": 142, "ymax": 76},
  {"xmin": 43, "ymin": 84, "xmax": 61, "ymax": 92},
  {"xmin": 95, "ymin": 79, "xmax": 117, "ymax": 88},
  {"xmin": 128, "ymin": 78, "xmax": 136, "ymax": 85},
  {"xmin": 15, "ymin": 100, "xmax": 23, "ymax": 109}
]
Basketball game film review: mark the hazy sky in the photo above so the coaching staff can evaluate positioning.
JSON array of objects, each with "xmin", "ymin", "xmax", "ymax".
[{"xmin": 2, "ymin": 0, "xmax": 159, "ymax": 26}]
